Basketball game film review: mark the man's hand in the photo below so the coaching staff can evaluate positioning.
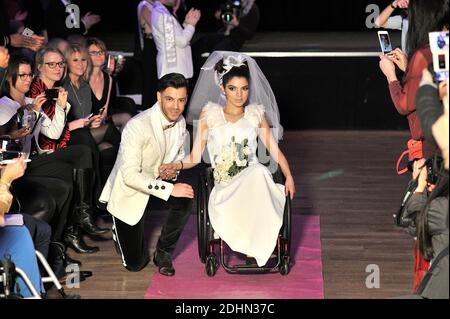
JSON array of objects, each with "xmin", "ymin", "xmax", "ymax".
[
  {"xmin": 0, "ymin": 47, "xmax": 9, "ymax": 68},
  {"xmin": 159, "ymin": 163, "xmax": 178, "ymax": 180},
  {"xmin": 185, "ymin": 8, "xmax": 201, "ymax": 27},
  {"xmin": 171, "ymin": 183, "xmax": 194, "ymax": 198},
  {"xmin": 82, "ymin": 12, "xmax": 101, "ymax": 31}
]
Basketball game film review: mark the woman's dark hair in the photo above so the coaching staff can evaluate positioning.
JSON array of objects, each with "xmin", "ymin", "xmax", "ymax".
[
  {"xmin": 215, "ymin": 59, "xmax": 250, "ymax": 86},
  {"xmin": 157, "ymin": 72, "xmax": 188, "ymax": 92},
  {"xmin": 407, "ymin": 0, "xmax": 449, "ymax": 58},
  {"xmin": 4, "ymin": 53, "xmax": 33, "ymax": 94},
  {"xmin": 416, "ymin": 160, "xmax": 449, "ymax": 260}
]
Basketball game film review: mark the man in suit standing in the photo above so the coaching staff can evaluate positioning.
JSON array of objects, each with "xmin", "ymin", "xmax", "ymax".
[
  {"xmin": 151, "ymin": 0, "xmax": 201, "ymax": 81},
  {"xmin": 100, "ymin": 73, "xmax": 194, "ymax": 276}
]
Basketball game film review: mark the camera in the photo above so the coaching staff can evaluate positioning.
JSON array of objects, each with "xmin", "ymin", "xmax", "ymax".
[
  {"xmin": 429, "ymin": 31, "xmax": 449, "ymax": 82},
  {"xmin": 16, "ymin": 107, "xmax": 37, "ymax": 130},
  {"xmin": 425, "ymin": 156, "xmax": 443, "ymax": 185},
  {"xmin": 221, "ymin": 0, "xmax": 241, "ymax": 24},
  {"xmin": 45, "ymin": 88, "xmax": 59, "ymax": 100},
  {"xmin": 0, "ymin": 136, "xmax": 23, "ymax": 163}
]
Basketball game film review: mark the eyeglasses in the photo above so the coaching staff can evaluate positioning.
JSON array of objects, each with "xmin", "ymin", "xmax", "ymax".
[
  {"xmin": 44, "ymin": 61, "xmax": 66, "ymax": 69},
  {"xmin": 17, "ymin": 73, "xmax": 34, "ymax": 80},
  {"xmin": 71, "ymin": 58, "xmax": 88, "ymax": 64},
  {"xmin": 88, "ymin": 50, "xmax": 105, "ymax": 57}
]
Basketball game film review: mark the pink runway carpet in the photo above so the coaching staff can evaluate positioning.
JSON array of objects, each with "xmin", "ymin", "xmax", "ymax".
[{"xmin": 145, "ymin": 214, "xmax": 324, "ymax": 299}]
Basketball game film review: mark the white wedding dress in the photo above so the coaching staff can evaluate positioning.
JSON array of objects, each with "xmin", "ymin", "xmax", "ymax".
[{"xmin": 202, "ymin": 102, "xmax": 286, "ymax": 267}]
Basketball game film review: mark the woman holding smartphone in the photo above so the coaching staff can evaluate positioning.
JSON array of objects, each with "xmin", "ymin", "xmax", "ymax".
[
  {"xmin": 29, "ymin": 47, "xmax": 108, "ymax": 254},
  {"xmin": 63, "ymin": 43, "xmax": 122, "ymax": 188},
  {"xmin": 87, "ymin": 37, "xmax": 132, "ymax": 131}
]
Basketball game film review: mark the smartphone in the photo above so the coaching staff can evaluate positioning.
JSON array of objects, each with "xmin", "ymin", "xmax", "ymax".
[
  {"xmin": 378, "ymin": 31, "xmax": 393, "ymax": 55},
  {"xmin": 429, "ymin": 31, "xmax": 449, "ymax": 82},
  {"xmin": 22, "ymin": 27, "xmax": 34, "ymax": 37},
  {"xmin": 85, "ymin": 113, "xmax": 94, "ymax": 120},
  {"xmin": 107, "ymin": 55, "xmax": 114, "ymax": 69},
  {"xmin": 45, "ymin": 88, "xmax": 59, "ymax": 100},
  {"xmin": 98, "ymin": 106, "xmax": 105, "ymax": 115}
]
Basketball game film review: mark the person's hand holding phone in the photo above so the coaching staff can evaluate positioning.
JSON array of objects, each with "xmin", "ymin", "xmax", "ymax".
[
  {"xmin": 89, "ymin": 114, "xmax": 103, "ymax": 129},
  {"xmin": 387, "ymin": 48, "xmax": 408, "ymax": 72},
  {"xmin": 379, "ymin": 54, "xmax": 397, "ymax": 82},
  {"xmin": 68, "ymin": 116, "xmax": 92, "ymax": 131},
  {"xmin": 32, "ymin": 92, "xmax": 47, "ymax": 112},
  {"xmin": 0, "ymin": 155, "xmax": 27, "ymax": 183},
  {"xmin": 56, "ymin": 88, "xmax": 68, "ymax": 110}
]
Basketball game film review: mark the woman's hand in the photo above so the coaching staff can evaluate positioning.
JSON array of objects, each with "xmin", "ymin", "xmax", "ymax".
[
  {"xmin": 0, "ymin": 155, "xmax": 27, "ymax": 184},
  {"xmin": 285, "ymin": 175, "xmax": 296, "ymax": 200},
  {"xmin": 9, "ymin": 127, "xmax": 32, "ymax": 140},
  {"xmin": 32, "ymin": 92, "xmax": 47, "ymax": 112},
  {"xmin": 412, "ymin": 159, "xmax": 427, "ymax": 192},
  {"xmin": 68, "ymin": 118, "xmax": 91, "ymax": 131},
  {"xmin": 56, "ymin": 88, "xmax": 68, "ymax": 110},
  {"xmin": 379, "ymin": 54, "xmax": 398, "ymax": 82},
  {"xmin": 89, "ymin": 115, "xmax": 103, "ymax": 129},
  {"xmin": 387, "ymin": 48, "xmax": 408, "ymax": 72}
]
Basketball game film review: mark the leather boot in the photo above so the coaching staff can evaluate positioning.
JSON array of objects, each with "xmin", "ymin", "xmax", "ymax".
[
  {"xmin": 73, "ymin": 168, "xmax": 109, "ymax": 236},
  {"xmin": 64, "ymin": 226, "xmax": 99, "ymax": 254}
]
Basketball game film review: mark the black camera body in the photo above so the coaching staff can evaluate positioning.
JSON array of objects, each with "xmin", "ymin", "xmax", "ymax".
[
  {"xmin": 45, "ymin": 88, "xmax": 59, "ymax": 100},
  {"xmin": 221, "ymin": 0, "xmax": 241, "ymax": 24},
  {"xmin": 425, "ymin": 156, "xmax": 443, "ymax": 185}
]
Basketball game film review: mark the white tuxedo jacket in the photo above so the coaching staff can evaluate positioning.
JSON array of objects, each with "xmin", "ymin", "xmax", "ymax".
[
  {"xmin": 151, "ymin": 1, "xmax": 195, "ymax": 79},
  {"xmin": 99, "ymin": 103, "xmax": 187, "ymax": 226}
]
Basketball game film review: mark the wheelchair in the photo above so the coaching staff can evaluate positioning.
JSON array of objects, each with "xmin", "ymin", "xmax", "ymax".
[{"xmin": 197, "ymin": 165, "xmax": 292, "ymax": 277}]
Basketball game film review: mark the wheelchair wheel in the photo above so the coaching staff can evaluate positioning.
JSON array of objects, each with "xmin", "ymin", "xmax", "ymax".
[
  {"xmin": 206, "ymin": 254, "xmax": 217, "ymax": 277},
  {"xmin": 197, "ymin": 174, "xmax": 209, "ymax": 264},
  {"xmin": 282, "ymin": 195, "xmax": 292, "ymax": 254},
  {"xmin": 280, "ymin": 255, "xmax": 290, "ymax": 276}
]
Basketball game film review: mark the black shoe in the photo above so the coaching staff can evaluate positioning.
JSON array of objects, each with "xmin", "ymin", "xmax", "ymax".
[
  {"xmin": 77, "ymin": 206, "xmax": 110, "ymax": 236},
  {"xmin": 63, "ymin": 252, "xmax": 82, "ymax": 267},
  {"xmin": 64, "ymin": 228, "xmax": 99, "ymax": 254},
  {"xmin": 58, "ymin": 270, "xmax": 92, "ymax": 284},
  {"xmin": 153, "ymin": 250, "xmax": 175, "ymax": 276}
]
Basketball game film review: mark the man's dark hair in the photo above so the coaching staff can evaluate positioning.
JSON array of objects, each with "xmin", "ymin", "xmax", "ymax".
[{"xmin": 157, "ymin": 73, "xmax": 188, "ymax": 92}]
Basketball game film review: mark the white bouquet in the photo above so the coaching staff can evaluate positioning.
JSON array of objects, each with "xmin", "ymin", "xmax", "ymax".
[{"xmin": 213, "ymin": 136, "xmax": 250, "ymax": 184}]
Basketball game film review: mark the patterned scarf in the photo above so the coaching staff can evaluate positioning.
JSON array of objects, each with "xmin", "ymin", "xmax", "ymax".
[{"xmin": 29, "ymin": 77, "xmax": 71, "ymax": 151}]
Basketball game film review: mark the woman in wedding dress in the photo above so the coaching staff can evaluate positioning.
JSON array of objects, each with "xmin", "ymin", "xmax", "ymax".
[{"xmin": 160, "ymin": 52, "xmax": 295, "ymax": 267}]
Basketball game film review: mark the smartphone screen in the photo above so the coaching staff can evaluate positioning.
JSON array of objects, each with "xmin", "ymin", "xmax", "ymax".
[{"xmin": 378, "ymin": 32, "xmax": 393, "ymax": 54}]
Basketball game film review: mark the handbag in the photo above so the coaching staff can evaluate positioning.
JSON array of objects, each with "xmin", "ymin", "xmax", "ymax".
[{"xmin": 396, "ymin": 139, "xmax": 424, "ymax": 175}]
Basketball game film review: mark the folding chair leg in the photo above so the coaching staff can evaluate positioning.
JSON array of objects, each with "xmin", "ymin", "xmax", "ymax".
[
  {"xmin": 35, "ymin": 250, "xmax": 67, "ymax": 299},
  {"xmin": 14, "ymin": 268, "xmax": 42, "ymax": 299}
]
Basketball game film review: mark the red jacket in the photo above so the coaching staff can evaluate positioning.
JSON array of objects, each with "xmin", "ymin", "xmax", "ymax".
[
  {"xmin": 388, "ymin": 46, "xmax": 433, "ymax": 141},
  {"xmin": 29, "ymin": 77, "xmax": 71, "ymax": 151}
]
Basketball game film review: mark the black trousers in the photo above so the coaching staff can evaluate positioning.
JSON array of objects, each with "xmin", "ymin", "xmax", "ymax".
[{"xmin": 112, "ymin": 196, "xmax": 192, "ymax": 272}]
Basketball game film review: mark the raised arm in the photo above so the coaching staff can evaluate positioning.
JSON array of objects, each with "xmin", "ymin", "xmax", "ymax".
[{"xmin": 258, "ymin": 116, "xmax": 295, "ymax": 199}]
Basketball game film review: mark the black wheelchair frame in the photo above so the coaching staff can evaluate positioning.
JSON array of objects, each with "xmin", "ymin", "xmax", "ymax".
[{"xmin": 197, "ymin": 166, "xmax": 292, "ymax": 277}]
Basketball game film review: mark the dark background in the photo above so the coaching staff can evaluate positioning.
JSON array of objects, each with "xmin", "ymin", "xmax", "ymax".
[{"xmin": 82, "ymin": 0, "xmax": 395, "ymax": 33}]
